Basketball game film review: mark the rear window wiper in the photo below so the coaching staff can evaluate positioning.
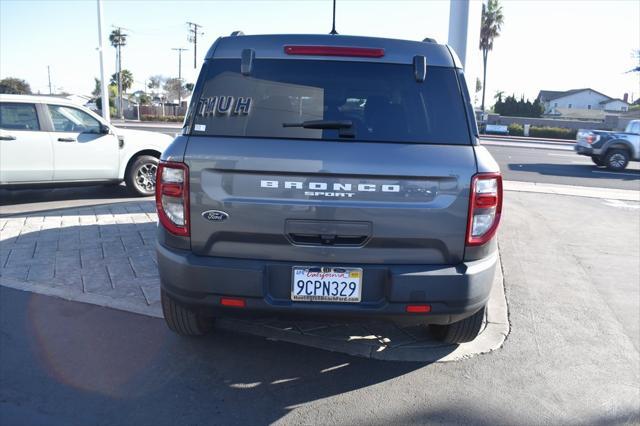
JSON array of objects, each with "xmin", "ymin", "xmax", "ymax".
[{"xmin": 282, "ymin": 120, "xmax": 353, "ymax": 129}]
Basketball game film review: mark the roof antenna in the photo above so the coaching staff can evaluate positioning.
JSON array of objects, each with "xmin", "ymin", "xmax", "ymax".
[{"xmin": 329, "ymin": 0, "xmax": 338, "ymax": 34}]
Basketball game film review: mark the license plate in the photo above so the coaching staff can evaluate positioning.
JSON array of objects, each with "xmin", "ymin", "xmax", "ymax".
[{"xmin": 291, "ymin": 267, "xmax": 363, "ymax": 303}]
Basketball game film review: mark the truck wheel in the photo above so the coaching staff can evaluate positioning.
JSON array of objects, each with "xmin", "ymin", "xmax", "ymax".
[
  {"xmin": 161, "ymin": 290, "xmax": 213, "ymax": 336},
  {"xmin": 429, "ymin": 305, "xmax": 485, "ymax": 344},
  {"xmin": 604, "ymin": 149, "xmax": 629, "ymax": 171},
  {"xmin": 126, "ymin": 155, "xmax": 158, "ymax": 196},
  {"xmin": 591, "ymin": 156, "xmax": 604, "ymax": 167}
]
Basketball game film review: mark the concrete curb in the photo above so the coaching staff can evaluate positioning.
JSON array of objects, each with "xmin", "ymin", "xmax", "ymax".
[
  {"xmin": 0, "ymin": 199, "xmax": 509, "ymax": 363},
  {"xmin": 481, "ymin": 134, "xmax": 574, "ymax": 144},
  {"xmin": 0, "ymin": 254, "xmax": 510, "ymax": 363},
  {"xmin": 0, "ymin": 277, "xmax": 163, "ymax": 319},
  {"xmin": 504, "ymin": 180, "xmax": 640, "ymax": 202}
]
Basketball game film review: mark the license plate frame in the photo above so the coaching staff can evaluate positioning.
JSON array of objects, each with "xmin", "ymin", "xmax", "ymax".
[{"xmin": 291, "ymin": 266, "xmax": 363, "ymax": 303}]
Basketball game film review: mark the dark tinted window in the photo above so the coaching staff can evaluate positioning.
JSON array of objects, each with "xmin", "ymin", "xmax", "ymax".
[
  {"xmin": 191, "ymin": 59, "xmax": 470, "ymax": 145},
  {"xmin": 0, "ymin": 103, "xmax": 40, "ymax": 131}
]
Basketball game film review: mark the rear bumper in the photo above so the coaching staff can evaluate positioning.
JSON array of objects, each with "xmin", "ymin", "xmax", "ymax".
[
  {"xmin": 574, "ymin": 143, "xmax": 602, "ymax": 156},
  {"xmin": 157, "ymin": 242, "xmax": 497, "ymax": 325}
]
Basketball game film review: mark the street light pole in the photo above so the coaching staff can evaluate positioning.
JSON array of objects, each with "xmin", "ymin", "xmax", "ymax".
[
  {"xmin": 47, "ymin": 66, "xmax": 52, "ymax": 95},
  {"xmin": 96, "ymin": 0, "xmax": 110, "ymax": 122}
]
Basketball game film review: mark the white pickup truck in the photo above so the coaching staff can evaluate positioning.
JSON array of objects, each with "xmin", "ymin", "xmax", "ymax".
[
  {"xmin": 575, "ymin": 120, "xmax": 640, "ymax": 171},
  {"xmin": 0, "ymin": 94, "xmax": 172, "ymax": 195}
]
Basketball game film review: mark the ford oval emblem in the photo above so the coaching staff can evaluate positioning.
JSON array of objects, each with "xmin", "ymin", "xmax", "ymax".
[{"xmin": 202, "ymin": 210, "xmax": 229, "ymax": 222}]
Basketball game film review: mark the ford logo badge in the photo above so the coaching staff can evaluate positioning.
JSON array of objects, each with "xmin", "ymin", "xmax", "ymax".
[{"xmin": 202, "ymin": 210, "xmax": 229, "ymax": 222}]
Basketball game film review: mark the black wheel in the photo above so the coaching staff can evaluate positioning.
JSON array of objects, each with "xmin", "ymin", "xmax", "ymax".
[
  {"xmin": 591, "ymin": 156, "xmax": 604, "ymax": 167},
  {"xmin": 429, "ymin": 305, "xmax": 485, "ymax": 344},
  {"xmin": 604, "ymin": 149, "xmax": 629, "ymax": 171},
  {"xmin": 126, "ymin": 155, "xmax": 158, "ymax": 196},
  {"xmin": 161, "ymin": 290, "xmax": 213, "ymax": 336}
]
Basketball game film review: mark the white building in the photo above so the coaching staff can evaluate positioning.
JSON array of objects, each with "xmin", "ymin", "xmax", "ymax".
[
  {"xmin": 600, "ymin": 99, "xmax": 630, "ymax": 112},
  {"xmin": 537, "ymin": 88, "xmax": 629, "ymax": 115}
]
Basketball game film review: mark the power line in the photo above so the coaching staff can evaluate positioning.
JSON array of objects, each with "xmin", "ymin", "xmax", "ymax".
[{"xmin": 187, "ymin": 21, "xmax": 204, "ymax": 69}]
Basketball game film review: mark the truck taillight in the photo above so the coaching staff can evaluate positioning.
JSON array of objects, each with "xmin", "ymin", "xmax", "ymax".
[
  {"xmin": 577, "ymin": 130, "xmax": 599, "ymax": 144},
  {"xmin": 156, "ymin": 161, "xmax": 190, "ymax": 236},
  {"xmin": 466, "ymin": 173, "xmax": 502, "ymax": 246}
]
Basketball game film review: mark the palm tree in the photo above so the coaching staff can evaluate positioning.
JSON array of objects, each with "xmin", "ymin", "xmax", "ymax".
[
  {"xmin": 109, "ymin": 28, "xmax": 128, "ymax": 118},
  {"xmin": 110, "ymin": 70, "xmax": 133, "ymax": 93},
  {"xmin": 479, "ymin": 0, "xmax": 504, "ymax": 112}
]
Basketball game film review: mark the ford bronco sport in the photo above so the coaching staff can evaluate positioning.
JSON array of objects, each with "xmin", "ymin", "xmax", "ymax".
[{"xmin": 156, "ymin": 33, "xmax": 502, "ymax": 344}]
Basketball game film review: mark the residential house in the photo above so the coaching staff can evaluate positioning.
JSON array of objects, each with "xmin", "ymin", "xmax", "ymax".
[{"xmin": 537, "ymin": 88, "xmax": 630, "ymax": 116}]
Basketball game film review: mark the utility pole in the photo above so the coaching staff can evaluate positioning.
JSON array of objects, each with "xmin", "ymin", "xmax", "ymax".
[
  {"xmin": 172, "ymin": 48, "xmax": 188, "ymax": 106},
  {"xmin": 187, "ymin": 21, "xmax": 203, "ymax": 69},
  {"xmin": 111, "ymin": 26, "xmax": 128, "ymax": 119},
  {"xmin": 47, "ymin": 66, "xmax": 52, "ymax": 95},
  {"xmin": 96, "ymin": 0, "xmax": 110, "ymax": 121}
]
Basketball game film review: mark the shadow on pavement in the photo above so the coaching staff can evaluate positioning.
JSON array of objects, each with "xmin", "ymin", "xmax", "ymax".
[
  {"xmin": 508, "ymin": 163, "xmax": 640, "ymax": 181},
  {"xmin": 3, "ymin": 287, "xmax": 636, "ymax": 425},
  {"xmin": 0, "ymin": 286, "xmax": 428, "ymax": 425}
]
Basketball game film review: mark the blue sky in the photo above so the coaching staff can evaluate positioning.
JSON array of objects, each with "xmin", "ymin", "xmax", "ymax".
[{"xmin": 1, "ymin": 0, "xmax": 639, "ymax": 105}]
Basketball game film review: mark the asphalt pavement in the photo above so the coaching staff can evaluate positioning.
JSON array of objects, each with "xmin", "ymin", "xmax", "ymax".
[
  {"xmin": 1, "ymin": 128, "xmax": 639, "ymax": 424},
  {"xmin": 1, "ymin": 191, "xmax": 638, "ymax": 425},
  {"xmin": 0, "ymin": 184, "xmax": 141, "ymax": 216},
  {"xmin": 115, "ymin": 121, "xmax": 640, "ymax": 190},
  {"xmin": 483, "ymin": 142, "xmax": 640, "ymax": 190}
]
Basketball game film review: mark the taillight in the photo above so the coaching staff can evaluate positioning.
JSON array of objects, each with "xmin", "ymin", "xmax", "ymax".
[
  {"xmin": 577, "ymin": 130, "xmax": 600, "ymax": 144},
  {"xmin": 284, "ymin": 45, "xmax": 385, "ymax": 58},
  {"xmin": 156, "ymin": 161, "xmax": 190, "ymax": 236},
  {"xmin": 466, "ymin": 173, "xmax": 502, "ymax": 246}
]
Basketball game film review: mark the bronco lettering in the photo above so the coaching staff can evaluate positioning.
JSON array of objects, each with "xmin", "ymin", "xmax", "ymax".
[{"xmin": 260, "ymin": 180, "xmax": 400, "ymax": 193}]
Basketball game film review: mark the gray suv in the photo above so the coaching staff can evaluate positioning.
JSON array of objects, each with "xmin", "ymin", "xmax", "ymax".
[{"xmin": 156, "ymin": 33, "xmax": 502, "ymax": 343}]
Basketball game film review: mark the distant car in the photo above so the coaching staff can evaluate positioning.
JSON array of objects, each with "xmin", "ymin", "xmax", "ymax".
[
  {"xmin": 0, "ymin": 94, "xmax": 172, "ymax": 195},
  {"xmin": 575, "ymin": 120, "xmax": 640, "ymax": 171}
]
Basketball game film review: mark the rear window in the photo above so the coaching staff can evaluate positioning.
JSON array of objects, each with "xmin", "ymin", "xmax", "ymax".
[{"xmin": 190, "ymin": 59, "xmax": 471, "ymax": 145}]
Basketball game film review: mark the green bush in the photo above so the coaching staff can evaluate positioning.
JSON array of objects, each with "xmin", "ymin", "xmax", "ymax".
[
  {"xmin": 508, "ymin": 123, "xmax": 523, "ymax": 136},
  {"xmin": 529, "ymin": 126, "xmax": 577, "ymax": 140},
  {"xmin": 504, "ymin": 124, "xmax": 577, "ymax": 139},
  {"xmin": 140, "ymin": 115, "xmax": 184, "ymax": 123}
]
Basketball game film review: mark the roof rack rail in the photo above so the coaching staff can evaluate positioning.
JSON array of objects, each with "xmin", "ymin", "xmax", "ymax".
[
  {"xmin": 422, "ymin": 37, "xmax": 437, "ymax": 43},
  {"xmin": 230, "ymin": 31, "xmax": 244, "ymax": 36}
]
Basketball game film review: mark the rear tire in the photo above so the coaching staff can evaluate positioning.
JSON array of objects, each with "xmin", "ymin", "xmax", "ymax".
[
  {"xmin": 429, "ymin": 305, "xmax": 485, "ymax": 344},
  {"xmin": 161, "ymin": 290, "xmax": 213, "ymax": 336},
  {"xmin": 126, "ymin": 155, "xmax": 158, "ymax": 197},
  {"xmin": 604, "ymin": 149, "xmax": 629, "ymax": 171},
  {"xmin": 591, "ymin": 156, "xmax": 604, "ymax": 167}
]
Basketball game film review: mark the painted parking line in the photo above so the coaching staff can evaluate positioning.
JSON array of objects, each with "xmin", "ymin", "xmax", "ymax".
[{"xmin": 592, "ymin": 170, "xmax": 640, "ymax": 177}]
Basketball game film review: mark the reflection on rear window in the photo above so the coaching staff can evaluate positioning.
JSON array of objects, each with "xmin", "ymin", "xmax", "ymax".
[{"xmin": 191, "ymin": 59, "xmax": 470, "ymax": 145}]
